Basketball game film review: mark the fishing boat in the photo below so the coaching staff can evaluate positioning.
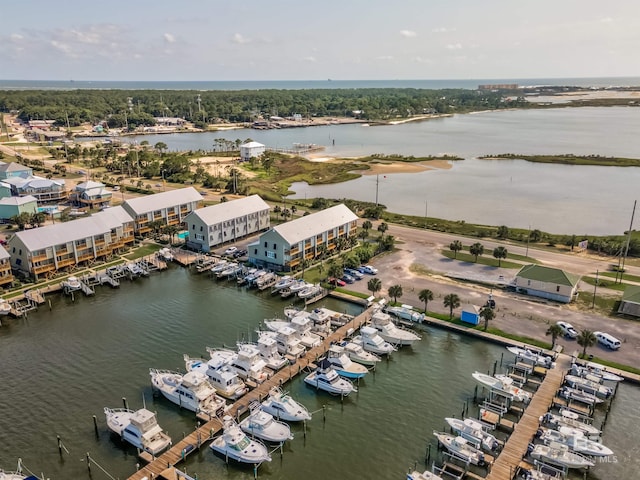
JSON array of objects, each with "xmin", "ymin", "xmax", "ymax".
[
  {"xmin": 258, "ymin": 327, "xmax": 306, "ymax": 359},
  {"xmin": 253, "ymin": 336, "xmax": 289, "ymax": 371},
  {"xmin": 306, "ymin": 308, "xmax": 333, "ymax": 335},
  {"xmin": 472, "ymin": 372, "xmax": 531, "ymax": 403},
  {"xmin": 325, "ymin": 345, "xmax": 369, "ymax": 379},
  {"xmin": 229, "ymin": 344, "xmax": 272, "ymax": 384},
  {"xmin": 559, "ymin": 386, "xmax": 603, "ymax": 405},
  {"xmin": 0, "ymin": 460, "xmax": 39, "ymax": 480},
  {"xmin": 272, "ymin": 275, "xmax": 295, "ymax": 292},
  {"xmin": 104, "ymin": 407, "xmax": 172, "ymax": 455},
  {"xmin": 62, "ymin": 275, "xmax": 82, "ymax": 292},
  {"xmin": 341, "ymin": 341, "xmax": 381, "ymax": 366},
  {"xmin": 126, "ymin": 262, "xmax": 145, "ymax": 276},
  {"xmin": 255, "ymin": 272, "xmax": 277, "ymax": 289},
  {"xmin": 529, "ymin": 443, "xmax": 594, "ymax": 469},
  {"xmin": 286, "ymin": 279, "xmax": 308, "ymax": 293},
  {"xmin": 210, "ymin": 261, "xmax": 229, "ymax": 274},
  {"xmin": 298, "ymin": 283, "xmax": 321, "ymax": 299},
  {"xmin": 370, "ymin": 311, "xmax": 421, "ymax": 346},
  {"xmin": 445, "ymin": 417, "xmax": 500, "ymax": 451},
  {"xmin": 184, "ymin": 355, "xmax": 248, "ymax": 400},
  {"xmin": 433, "ymin": 432, "xmax": 486, "ymax": 466},
  {"xmin": 407, "ymin": 470, "xmax": 443, "ymax": 480},
  {"xmin": 506, "ymin": 346, "xmax": 554, "ymax": 368},
  {"xmin": 260, "ymin": 387, "xmax": 311, "ymax": 422},
  {"xmin": 539, "ymin": 427, "xmax": 613, "ymax": 457},
  {"xmin": 304, "ymin": 359, "xmax": 357, "ymax": 396},
  {"xmin": 386, "ymin": 304, "xmax": 425, "ymax": 323},
  {"xmin": 210, "ymin": 416, "xmax": 272, "ymax": 464},
  {"xmin": 0, "ymin": 298, "xmax": 11, "ymax": 316},
  {"xmin": 157, "ymin": 247, "xmax": 174, "ymax": 262},
  {"xmin": 352, "ymin": 326, "xmax": 397, "ymax": 355},
  {"xmin": 149, "ymin": 369, "xmax": 226, "ymax": 418},
  {"xmin": 570, "ymin": 362, "xmax": 623, "ymax": 383},
  {"xmin": 564, "ymin": 374, "xmax": 612, "ymax": 398},
  {"xmin": 205, "ymin": 346, "xmax": 236, "ymax": 369},
  {"xmin": 239, "ymin": 402, "xmax": 293, "ymax": 443},
  {"xmin": 539, "ymin": 410, "xmax": 601, "ymax": 438}
]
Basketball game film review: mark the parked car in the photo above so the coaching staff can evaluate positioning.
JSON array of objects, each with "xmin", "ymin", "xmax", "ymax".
[
  {"xmin": 361, "ymin": 265, "xmax": 378, "ymax": 275},
  {"xmin": 233, "ymin": 249, "xmax": 248, "ymax": 258},
  {"xmin": 594, "ymin": 331, "xmax": 621, "ymax": 350},
  {"xmin": 327, "ymin": 277, "xmax": 347, "ymax": 287},
  {"xmin": 556, "ymin": 321, "xmax": 578, "ymax": 339},
  {"xmin": 345, "ymin": 268, "xmax": 364, "ymax": 279},
  {"xmin": 356, "ymin": 266, "xmax": 367, "ymax": 274},
  {"xmin": 341, "ymin": 274, "xmax": 355, "ymax": 284},
  {"xmin": 224, "ymin": 246, "xmax": 238, "ymax": 255}
]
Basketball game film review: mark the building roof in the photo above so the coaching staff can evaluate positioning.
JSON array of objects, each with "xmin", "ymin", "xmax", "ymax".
[
  {"xmin": 0, "ymin": 162, "xmax": 31, "ymax": 173},
  {"xmin": 186, "ymin": 195, "xmax": 269, "ymax": 226},
  {"xmin": 4, "ymin": 175, "xmax": 65, "ymax": 189},
  {"xmin": 0, "ymin": 195, "xmax": 38, "ymax": 206},
  {"xmin": 621, "ymin": 285, "xmax": 640, "ymax": 305},
  {"xmin": 0, "ymin": 246, "xmax": 9, "ymax": 260},
  {"xmin": 516, "ymin": 264, "xmax": 580, "ymax": 287},
  {"xmin": 92, "ymin": 205, "xmax": 134, "ymax": 226},
  {"xmin": 75, "ymin": 181, "xmax": 105, "ymax": 191},
  {"xmin": 122, "ymin": 187, "xmax": 202, "ymax": 215},
  {"xmin": 240, "ymin": 141, "xmax": 265, "ymax": 149},
  {"xmin": 272, "ymin": 204, "xmax": 357, "ymax": 245}
]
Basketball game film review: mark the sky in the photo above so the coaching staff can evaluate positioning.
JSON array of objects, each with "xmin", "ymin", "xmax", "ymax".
[{"xmin": 1, "ymin": 0, "xmax": 640, "ymax": 81}]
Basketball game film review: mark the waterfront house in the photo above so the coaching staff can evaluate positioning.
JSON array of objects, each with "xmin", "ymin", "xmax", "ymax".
[
  {"xmin": 0, "ymin": 195, "xmax": 38, "ymax": 222},
  {"xmin": 3, "ymin": 174, "xmax": 68, "ymax": 204},
  {"xmin": 239, "ymin": 142, "xmax": 266, "ymax": 162},
  {"xmin": 0, "ymin": 246, "xmax": 14, "ymax": 288},
  {"xmin": 512, "ymin": 264, "xmax": 580, "ymax": 303},
  {"xmin": 69, "ymin": 181, "xmax": 112, "ymax": 210},
  {"xmin": 248, "ymin": 204, "xmax": 358, "ymax": 272},
  {"xmin": 7, "ymin": 206, "xmax": 135, "ymax": 279},
  {"xmin": 122, "ymin": 187, "xmax": 203, "ymax": 236},
  {"xmin": 0, "ymin": 162, "xmax": 33, "ymax": 180},
  {"xmin": 183, "ymin": 195, "xmax": 270, "ymax": 252},
  {"xmin": 618, "ymin": 285, "xmax": 640, "ymax": 318}
]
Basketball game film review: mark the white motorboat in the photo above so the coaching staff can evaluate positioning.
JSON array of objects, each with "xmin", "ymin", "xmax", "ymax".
[
  {"xmin": 210, "ymin": 416, "xmax": 271, "ymax": 464},
  {"xmin": 272, "ymin": 275, "xmax": 295, "ymax": 291},
  {"xmin": 205, "ymin": 346, "xmax": 236, "ymax": 369},
  {"xmin": 239, "ymin": 402, "xmax": 293, "ymax": 443},
  {"xmin": 0, "ymin": 298, "xmax": 11, "ymax": 316},
  {"xmin": 445, "ymin": 417, "xmax": 500, "ymax": 451},
  {"xmin": 263, "ymin": 318, "xmax": 290, "ymax": 333},
  {"xmin": 210, "ymin": 261, "xmax": 229, "ymax": 274},
  {"xmin": 506, "ymin": 346, "xmax": 554, "ymax": 368},
  {"xmin": 260, "ymin": 387, "xmax": 311, "ymax": 422},
  {"xmin": 564, "ymin": 374, "xmax": 612, "ymax": 398},
  {"xmin": 0, "ymin": 460, "xmax": 39, "ymax": 480},
  {"xmin": 126, "ymin": 262, "xmax": 145, "ymax": 276},
  {"xmin": 341, "ymin": 341, "xmax": 381, "ymax": 366},
  {"xmin": 326, "ymin": 345, "xmax": 369, "ymax": 379},
  {"xmin": 289, "ymin": 315, "xmax": 323, "ymax": 347},
  {"xmin": 352, "ymin": 326, "xmax": 397, "ymax": 355},
  {"xmin": 570, "ymin": 362, "xmax": 623, "ymax": 383},
  {"xmin": 433, "ymin": 432, "xmax": 486, "ymax": 466},
  {"xmin": 253, "ymin": 336, "xmax": 289, "ymax": 371},
  {"xmin": 157, "ymin": 247, "xmax": 174, "ymax": 262},
  {"xmin": 306, "ymin": 308, "xmax": 333, "ymax": 335},
  {"xmin": 217, "ymin": 263, "xmax": 240, "ymax": 279},
  {"xmin": 255, "ymin": 272, "xmax": 277, "ymax": 289},
  {"xmin": 539, "ymin": 427, "xmax": 613, "ymax": 457},
  {"xmin": 540, "ymin": 410, "xmax": 601, "ymax": 438},
  {"xmin": 585, "ymin": 361, "xmax": 624, "ymax": 382},
  {"xmin": 62, "ymin": 275, "xmax": 82, "ymax": 291},
  {"xmin": 370, "ymin": 311, "xmax": 421, "ymax": 346},
  {"xmin": 298, "ymin": 283, "xmax": 321, "ymax": 299},
  {"xmin": 149, "ymin": 369, "xmax": 226, "ymax": 418},
  {"xmin": 104, "ymin": 407, "xmax": 172, "ymax": 455},
  {"xmin": 184, "ymin": 355, "xmax": 248, "ymax": 400},
  {"xmin": 472, "ymin": 371, "xmax": 531, "ymax": 403},
  {"xmin": 407, "ymin": 470, "xmax": 443, "ymax": 480},
  {"xmin": 286, "ymin": 279, "xmax": 308, "ymax": 293},
  {"xmin": 386, "ymin": 304, "xmax": 425, "ymax": 323},
  {"xmin": 559, "ymin": 386, "xmax": 603, "ymax": 405},
  {"xmin": 229, "ymin": 344, "xmax": 272, "ymax": 384},
  {"xmin": 258, "ymin": 327, "xmax": 306, "ymax": 359},
  {"xmin": 529, "ymin": 443, "xmax": 594, "ymax": 469},
  {"xmin": 304, "ymin": 359, "xmax": 357, "ymax": 396}
]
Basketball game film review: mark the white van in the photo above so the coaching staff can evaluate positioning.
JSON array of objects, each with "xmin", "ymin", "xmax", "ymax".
[{"xmin": 594, "ymin": 331, "xmax": 621, "ymax": 350}]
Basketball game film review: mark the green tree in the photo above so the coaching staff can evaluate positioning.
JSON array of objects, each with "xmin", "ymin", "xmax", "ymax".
[
  {"xmin": 418, "ymin": 289, "xmax": 433, "ymax": 314},
  {"xmin": 469, "ymin": 242, "xmax": 484, "ymax": 262},
  {"xmin": 11, "ymin": 212, "xmax": 32, "ymax": 230},
  {"xmin": 367, "ymin": 277, "xmax": 382, "ymax": 298},
  {"xmin": 327, "ymin": 262, "xmax": 344, "ymax": 286},
  {"xmin": 492, "ymin": 246, "xmax": 508, "ymax": 266},
  {"xmin": 546, "ymin": 324, "xmax": 564, "ymax": 350},
  {"xmin": 388, "ymin": 284, "xmax": 403, "ymax": 304},
  {"xmin": 577, "ymin": 330, "xmax": 597, "ymax": 359},
  {"xmin": 479, "ymin": 305, "xmax": 495, "ymax": 331},
  {"xmin": 443, "ymin": 293, "xmax": 460, "ymax": 320},
  {"xmin": 30, "ymin": 211, "xmax": 47, "ymax": 227},
  {"xmin": 377, "ymin": 221, "xmax": 388, "ymax": 239},
  {"xmin": 154, "ymin": 142, "xmax": 168, "ymax": 154},
  {"xmin": 530, "ymin": 229, "xmax": 542, "ymax": 243},
  {"xmin": 450, "ymin": 240, "xmax": 463, "ymax": 259},
  {"xmin": 362, "ymin": 220, "xmax": 372, "ymax": 237},
  {"xmin": 497, "ymin": 225, "xmax": 509, "ymax": 239}
]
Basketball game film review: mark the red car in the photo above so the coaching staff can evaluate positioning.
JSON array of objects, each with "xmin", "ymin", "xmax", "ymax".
[{"xmin": 327, "ymin": 277, "xmax": 346, "ymax": 287}]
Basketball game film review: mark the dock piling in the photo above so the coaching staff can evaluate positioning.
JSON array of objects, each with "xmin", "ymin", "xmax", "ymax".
[
  {"xmin": 57, "ymin": 435, "xmax": 62, "ymax": 456},
  {"xmin": 122, "ymin": 397, "xmax": 128, "ymax": 410},
  {"xmin": 86, "ymin": 452, "xmax": 91, "ymax": 473},
  {"xmin": 93, "ymin": 415, "xmax": 99, "ymax": 437}
]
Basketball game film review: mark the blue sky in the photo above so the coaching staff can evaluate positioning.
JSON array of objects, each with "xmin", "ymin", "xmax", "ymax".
[{"xmin": 2, "ymin": 0, "xmax": 639, "ymax": 81}]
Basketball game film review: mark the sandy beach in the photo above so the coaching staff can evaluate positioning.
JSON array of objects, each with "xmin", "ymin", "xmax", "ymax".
[{"xmin": 305, "ymin": 153, "xmax": 454, "ymax": 175}]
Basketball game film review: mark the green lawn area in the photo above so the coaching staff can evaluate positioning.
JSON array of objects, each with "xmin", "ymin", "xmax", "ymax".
[
  {"xmin": 441, "ymin": 250, "xmax": 523, "ymax": 269},
  {"xmin": 599, "ymin": 270, "xmax": 640, "ymax": 284},
  {"xmin": 581, "ymin": 276, "xmax": 627, "ymax": 292},
  {"xmin": 124, "ymin": 243, "xmax": 162, "ymax": 260}
]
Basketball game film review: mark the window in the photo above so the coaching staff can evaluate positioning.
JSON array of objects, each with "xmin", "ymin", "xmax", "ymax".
[
  {"xmin": 273, "ymin": 243, "xmax": 277, "ymax": 249},
  {"xmin": 254, "ymin": 248, "xmax": 257, "ymax": 255},
  {"xmin": 266, "ymin": 251, "xmax": 275, "ymax": 259},
  {"xmin": 556, "ymin": 286, "xmax": 560, "ymax": 292},
  {"xmin": 195, "ymin": 234, "xmax": 204, "ymax": 241},
  {"xmin": 192, "ymin": 224, "xmax": 195, "ymax": 230},
  {"xmin": 200, "ymin": 226, "xmax": 203, "ymax": 232},
  {"xmin": 264, "ymin": 241, "xmax": 267, "ymax": 247}
]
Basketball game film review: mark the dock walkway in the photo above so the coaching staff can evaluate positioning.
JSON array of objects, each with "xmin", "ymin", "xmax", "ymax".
[{"xmin": 486, "ymin": 354, "xmax": 570, "ymax": 480}]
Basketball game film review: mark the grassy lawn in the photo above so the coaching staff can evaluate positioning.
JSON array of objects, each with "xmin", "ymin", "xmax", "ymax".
[
  {"xmin": 581, "ymin": 276, "xmax": 627, "ymax": 292},
  {"xmin": 124, "ymin": 243, "xmax": 162, "ymax": 260},
  {"xmin": 598, "ymin": 270, "xmax": 640, "ymax": 284},
  {"xmin": 441, "ymin": 250, "xmax": 523, "ymax": 269}
]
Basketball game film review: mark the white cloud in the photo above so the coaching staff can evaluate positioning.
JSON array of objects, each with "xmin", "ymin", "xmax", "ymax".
[
  {"xmin": 302, "ymin": 56, "xmax": 316, "ymax": 62},
  {"xmin": 164, "ymin": 33, "xmax": 176, "ymax": 43},
  {"xmin": 413, "ymin": 56, "xmax": 432, "ymax": 64},
  {"xmin": 376, "ymin": 55, "xmax": 393, "ymax": 61},
  {"xmin": 446, "ymin": 43, "xmax": 463, "ymax": 50},
  {"xmin": 600, "ymin": 17, "xmax": 613, "ymax": 23},
  {"xmin": 432, "ymin": 27, "xmax": 456, "ymax": 33},
  {"xmin": 232, "ymin": 33, "xmax": 251, "ymax": 44},
  {"xmin": 9, "ymin": 33, "xmax": 24, "ymax": 42},
  {"xmin": 400, "ymin": 30, "xmax": 417, "ymax": 38}
]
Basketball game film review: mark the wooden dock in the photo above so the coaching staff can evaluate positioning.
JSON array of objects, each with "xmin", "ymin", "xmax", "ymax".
[
  {"xmin": 485, "ymin": 354, "xmax": 570, "ymax": 480},
  {"xmin": 126, "ymin": 307, "xmax": 371, "ymax": 480}
]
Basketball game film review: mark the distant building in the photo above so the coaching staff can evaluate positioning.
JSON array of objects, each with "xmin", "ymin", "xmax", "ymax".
[
  {"xmin": 239, "ymin": 142, "xmax": 266, "ymax": 162},
  {"xmin": 512, "ymin": 264, "xmax": 580, "ymax": 303},
  {"xmin": 478, "ymin": 84, "xmax": 519, "ymax": 90},
  {"xmin": 184, "ymin": 195, "xmax": 270, "ymax": 252},
  {"xmin": 70, "ymin": 181, "xmax": 112, "ymax": 209},
  {"xmin": 0, "ymin": 195, "xmax": 38, "ymax": 222},
  {"xmin": 154, "ymin": 117, "xmax": 186, "ymax": 126},
  {"xmin": 248, "ymin": 204, "xmax": 358, "ymax": 272},
  {"xmin": 0, "ymin": 246, "xmax": 13, "ymax": 289},
  {"xmin": 618, "ymin": 285, "xmax": 640, "ymax": 318}
]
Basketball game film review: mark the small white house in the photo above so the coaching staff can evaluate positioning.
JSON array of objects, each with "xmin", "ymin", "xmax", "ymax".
[{"xmin": 240, "ymin": 142, "xmax": 266, "ymax": 162}]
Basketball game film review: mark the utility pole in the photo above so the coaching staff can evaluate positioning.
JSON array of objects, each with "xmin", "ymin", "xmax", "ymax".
[
  {"xmin": 619, "ymin": 200, "xmax": 637, "ymax": 284},
  {"xmin": 375, "ymin": 174, "xmax": 379, "ymax": 206},
  {"xmin": 424, "ymin": 199, "xmax": 428, "ymax": 229},
  {"xmin": 525, "ymin": 224, "xmax": 531, "ymax": 257},
  {"xmin": 592, "ymin": 269, "xmax": 599, "ymax": 309}
]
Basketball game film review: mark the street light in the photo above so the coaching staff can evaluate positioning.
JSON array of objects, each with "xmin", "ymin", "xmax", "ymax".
[{"xmin": 161, "ymin": 170, "xmax": 166, "ymax": 191}]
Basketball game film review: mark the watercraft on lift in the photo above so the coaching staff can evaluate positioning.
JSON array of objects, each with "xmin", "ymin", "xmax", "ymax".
[
  {"xmin": 104, "ymin": 407, "xmax": 172, "ymax": 455},
  {"xmin": 444, "ymin": 417, "xmax": 500, "ymax": 451},
  {"xmin": 472, "ymin": 371, "xmax": 531, "ymax": 403},
  {"xmin": 272, "ymin": 275, "xmax": 295, "ymax": 292},
  {"xmin": 564, "ymin": 374, "xmax": 612, "ymax": 398},
  {"xmin": 433, "ymin": 432, "xmax": 486, "ymax": 466},
  {"xmin": 304, "ymin": 359, "xmax": 357, "ymax": 396},
  {"xmin": 538, "ymin": 427, "xmax": 613, "ymax": 457},
  {"xmin": 506, "ymin": 346, "xmax": 554, "ymax": 368},
  {"xmin": 210, "ymin": 415, "xmax": 272, "ymax": 464},
  {"xmin": 340, "ymin": 341, "xmax": 381, "ymax": 366},
  {"xmin": 559, "ymin": 386, "xmax": 603, "ymax": 405},
  {"xmin": 62, "ymin": 275, "xmax": 82, "ymax": 292},
  {"xmin": 325, "ymin": 345, "xmax": 369, "ymax": 379},
  {"xmin": 529, "ymin": 442, "xmax": 594, "ymax": 469},
  {"xmin": 407, "ymin": 470, "xmax": 443, "ymax": 480},
  {"xmin": 149, "ymin": 369, "xmax": 227, "ymax": 418},
  {"xmin": 157, "ymin": 247, "xmax": 174, "ymax": 262},
  {"xmin": 260, "ymin": 387, "xmax": 311, "ymax": 422},
  {"xmin": 570, "ymin": 362, "xmax": 623, "ymax": 383},
  {"xmin": 369, "ymin": 311, "xmax": 421, "ymax": 346},
  {"xmin": 352, "ymin": 326, "xmax": 397, "ymax": 355},
  {"xmin": 0, "ymin": 298, "xmax": 11, "ymax": 316},
  {"xmin": 540, "ymin": 410, "xmax": 601, "ymax": 438},
  {"xmin": 239, "ymin": 402, "xmax": 293, "ymax": 443},
  {"xmin": 183, "ymin": 355, "xmax": 248, "ymax": 400},
  {"xmin": 298, "ymin": 283, "xmax": 322, "ymax": 299},
  {"xmin": 385, "ymin": 304, "xmax": 425, "ymax": 323}
]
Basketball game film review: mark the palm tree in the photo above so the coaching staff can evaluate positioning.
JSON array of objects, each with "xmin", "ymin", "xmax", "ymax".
[
  {"xmin": 362, "ymin": 220, "xmax": 372, "ymax": 236},
  {"xmin": 327, "ymin": 262, "xmax": 344, "ymax": 286},
  {"xmin": 388, "ymin": 284, "xmax": 403, "ymax": 304},
  {"xmin": 443, "ymin": 293, "xmax": 461, "ymax": 320},
  {"xmin": 367, "ymin": 277, "xmax": 382, "ymax": 298},
  {"xmin": 418, "ymin": 289, "xmax": 433, "ymax": 314},
  {"xmin": 377, "ymin": 221, "xmax": 388, "ymax": 239},
  {"xmin": 492, "ymin": 246, "xmax": 508, "ymax": 267},
  {"xmin": 479, "ymin": 306, "xmax": 495, "ymax": 331},
  {"xmin": 497, "ymin": 225, "xmax": 509, "ymax": 239},
  {"xmin": 300, "ymin": 258, "xmax": 310, "ymax": 280},
  {"xmin": 577, "ymin": 330, "xmax": 597, "ymax": 359},
  {"xmin": 450, "ymin": 240, "xmax": 463, "ymax": 259},
  {"xmin": 469, "ymin": 242, "xmax": 484, "ymax": 262},
  {"xmin": 546, "ymin": 324, "xmax": 564, "ymax": 350}
]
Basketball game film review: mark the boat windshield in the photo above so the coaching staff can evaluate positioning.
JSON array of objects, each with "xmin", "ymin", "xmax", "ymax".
[{"xmin": 232, "ymin": 435, "xmax": 251, "ymax": 451}]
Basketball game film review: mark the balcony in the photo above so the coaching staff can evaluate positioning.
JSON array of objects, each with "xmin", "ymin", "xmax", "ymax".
[
  {"xmin": 33, "ymin": 264, "xmax": 55, "ymax": 275},
  {"xmin": 30, "ymin": 253, "xmax": 50, "ymax": 263},
  {"xmin": 77, "ymin": 252, "xmax": 94, "ymax": 262},
  {"xmin": 56, "ymin": 258, "xmax": 76, "ymax": 268}
]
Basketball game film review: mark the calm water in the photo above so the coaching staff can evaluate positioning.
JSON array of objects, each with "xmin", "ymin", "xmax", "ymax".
[
  {"xmin": 0, "ymin": 267, "xmax": 635, "ymax": 479},
  {"xmin": 122, "ymin": 107, "xmax": 640, "ymax": 235}
]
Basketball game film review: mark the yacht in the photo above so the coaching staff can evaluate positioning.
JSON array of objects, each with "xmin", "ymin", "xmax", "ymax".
[
  {"xmin": 260, "ymin": 387, "xmax": 311, "ymax": 422},
  {"xmin": 0, "ymin": 298, "xmax": 11, "ymax": 316},
  {"xmin": 386, "ymin": 304, "xmax": 425, "ymax": 323},
  {"xmin": 341, "ymin": 341, "xmax": 381, "ymax": 366},
  {"xmin": 253, "ymin": 336, "xmax": 289, "ymax": 371},
  {"xmin": 445, "ymin": 417, "xmax": 500, "ymax": 451},
  {"xmin": 433, "ymin": 432, "xmax": 485, "ymax": 466},
  {"xmin": 210, "ymin": 416, "xmax": 272, "ymax": 464},
  {"xmin": 352, "ymin": 326, "xmax": 397, "ymax": 355},
  {"xmin": 184, "ymin": 355, "xmax": 248, "ymax": 400},
  {"xmin": 62, "ymin": 275, "xmax": 82, "ymax": 292},
  {"xmin": 149, "ymin": 369, "xmax": 226, "ymax": 418},
  {"xmin": 210, "ymin": 261, "xmax": 229, "ymax": 274},
  {"xmin": 304, "ymin": 359, "xmax": 357, "ymax": 396},
  {"xmin": 325, "ymin": 345, "xmax": 369, "ymax": 379},
  {"xmin": 564, "ymin": 374, "xmax": 612, "ymax": 398},
  {"xmin": 539, "ymin": 427, "xmax": 613, "ymax": 457},
  {"xmin": 0, "ymin": 460, "xmax": 39, "ymax": 480},
  {"xmin": 472, "ymin": 372, "xmax": 531, "ymax": 403},
  {"xmin": 258, "ymin": 327, "xmax": 306, "ymax": 359},
  {"xmin": 540, "ymin": 410, "xmax": 601, "ymax": 438},
  {"xmin": 529, "ymin": 443, "xmax": 594, "ymax": 469},
  {"xmin": 272, "ymin": 275, "xmax": 295, "ymax": 292},
  {"xmin": 369, "ymin": 311, "xmax": 421, "ymax": 346},
  {"xmin": 506, "ymin": 346, "xmax": 554, "ymax": 368},
  {"xmin": 205, "ymin": 346, "xmax": 236, "ymax": 369},
  {"xmin": 289, "ymin": 314, "xmax": 323, "ymax": 347},
  {"xmin": 407, "ymin": 470, "xmax": 443, "ymax": 480},
  {"xmin": 239, "ymin": 402, "xmax": 293, "ymax": 443},
  {"xmin": 229, "ymin": 344, "xmax": 272, "ymax": 384},
  {"xmin": 298, "ymin": 283, "xmax": 321, "ymax": 299},
  {"xmin": 104, "ymin": 407, "xmax": 172, "ymax": 455}
]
